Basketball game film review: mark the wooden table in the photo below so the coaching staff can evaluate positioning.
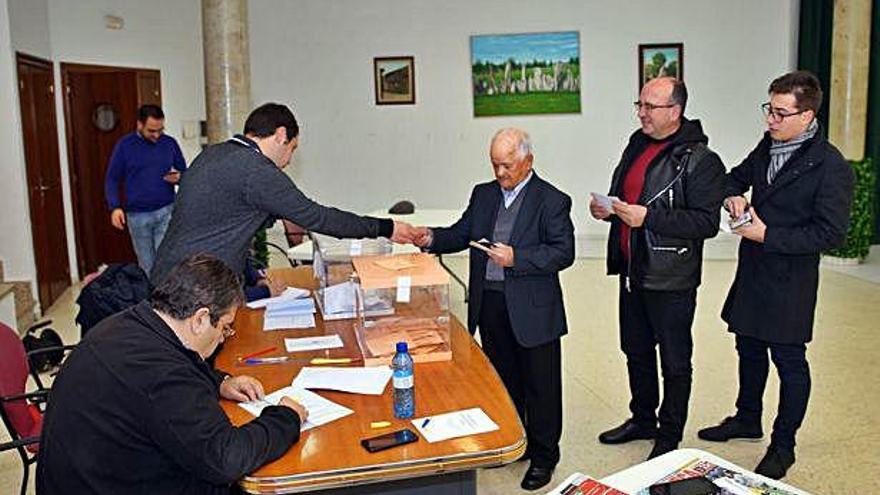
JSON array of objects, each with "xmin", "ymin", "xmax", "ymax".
[{"xmin": 217, "ymin": 268, "xmax": 525, "ymax": 494}]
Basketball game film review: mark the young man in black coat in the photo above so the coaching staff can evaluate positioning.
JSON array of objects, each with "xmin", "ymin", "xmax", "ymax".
[
  {"xmin": 590, "ymin": 77, "xmax": 726, "ymax": 461},
  {"xmin": 38, "ymin": 255, "xmax": 308, "ymax": 495},
  {"xmin": 698, "ymin": 71, "xmax": 855, "ymax": 480}
]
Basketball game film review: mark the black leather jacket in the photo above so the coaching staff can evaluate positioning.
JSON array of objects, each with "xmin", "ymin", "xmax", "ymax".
[{"xmin": 605, "ymin": 119, "xmax": 726, "ymax": 291}]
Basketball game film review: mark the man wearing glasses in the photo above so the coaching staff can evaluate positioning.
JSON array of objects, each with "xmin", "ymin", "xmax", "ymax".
[
  {"xmin": 590, "ymin": 77, "xmax": 725, "ymax": 460},
  {"xmin": 38, "ymin": 254, "xmax": 308, "ymax": 494},
  {"xmin": 698, "ymin": 71, "xmax": 854, "ymax": 479}
]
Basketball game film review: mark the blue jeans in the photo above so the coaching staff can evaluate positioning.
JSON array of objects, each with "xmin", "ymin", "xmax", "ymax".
[{"xmin": 126, "ymin": 204, "xmax": 173, "ymax": 275}]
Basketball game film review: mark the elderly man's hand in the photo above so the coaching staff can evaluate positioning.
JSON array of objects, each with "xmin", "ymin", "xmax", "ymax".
[
  {"xmin": 589, "ymin": 195, "xmax": 612, "ymax": 220},
  {"xmin": 391, "ymin": 220, "xmax": 417, "ymax": 244},
  {"xmin": 488, "ymin": 242, "xmax": 515, "ymax": 267},
  {"xmin": 724, "ymin": 195, "xmax": 749, "ymax": 219},
  {"xmin": 412, "ymin": 227, "xmax": 432, "ymax": 248},
  {"xmin": 612, "ymin": 200, "xmax": 647, "ymax": 228},
  {"xmin": 219, "ymin": 375, "xmax": 265, "ymax": 402},
  {"xmin": 279, "ymin": 396, "xmax": 309, "ymax": 423},
  {"xmin": 734, "ymin": 207, "xmax": 766, "ymax": 243}
]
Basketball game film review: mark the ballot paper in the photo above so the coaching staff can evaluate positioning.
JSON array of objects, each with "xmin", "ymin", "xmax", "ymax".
[
  {"xmin": 591, "ymin": 192, "xmax": 620, "ymax": 213},
  {"xmin": 239, "ymin": 387, "xmax": 352, "ymax": 431},
  {"xmin": 411, "ymin": 407, "xmax": 499, "ymax": 443},
  {"xmin": 720, "ymin": 211, "xmax": 753, "ymax": 234},
  {"xmin": 246, "ymin": 287, "xmax": 311, "ymax": 309},
  {"xmin": 284, "ymin": 334, "xmax": 344, "ymax": 353},
  {"xmin": 263, "ymin": 313, "xmax": 316, "ymax": 331},
  {"xmin": 292, "ymin": 366, "xmax": 392, "ymax": 395}
]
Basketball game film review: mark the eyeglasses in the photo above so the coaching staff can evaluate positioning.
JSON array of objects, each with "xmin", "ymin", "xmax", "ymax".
[
  {"xmin": 633, "ymin": 101, "xmax": 676, "ymax": 112},
  {"xmin": 220, "ymin": 321, "xmax": 236, "ymax": 339},
  {"xmin": 761, "ymin": 102, "xmax": 807, "ymax": 122}
]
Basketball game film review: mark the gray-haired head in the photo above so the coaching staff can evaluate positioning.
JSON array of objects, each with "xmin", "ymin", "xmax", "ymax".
[
  {"xmin": 491, "ymin": 128, "xmax": 532, "ymax": 161},
  {"xmin": 489, "ymin": 127, "xmax": 535, "ymax": 191}
]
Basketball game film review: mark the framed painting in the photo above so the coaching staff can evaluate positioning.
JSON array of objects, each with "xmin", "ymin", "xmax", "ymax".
[
  {"xmin": 374, "ymin": 56, "xmax": 415, "ymax": 105},
  {"xmin": 638, "ymin": 43, "xmax": 683, "ymax": 88}
]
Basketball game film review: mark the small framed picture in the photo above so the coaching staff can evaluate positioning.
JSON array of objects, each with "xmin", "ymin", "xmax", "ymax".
[
  {"xmin": 374, "ymin": 56, "xmax": 415, "ymax": 105},
  {"xmin": 638, "ymin": 43, "xmax": 683, "ymax": 88}
]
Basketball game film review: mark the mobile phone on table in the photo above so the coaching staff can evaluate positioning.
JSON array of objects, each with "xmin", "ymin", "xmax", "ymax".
[
  {"xmin": 648, "ymin": 476, "xmax": 720, "ymax": 495},
  {"xmin": 360, "ymin": 428, "xmax": 419, "ymax": 453}
]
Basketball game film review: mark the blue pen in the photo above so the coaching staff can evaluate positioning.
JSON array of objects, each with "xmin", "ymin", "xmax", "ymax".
[{"xmin": 421, "ymin": 418, "xmax": 431, "ymax": 428}]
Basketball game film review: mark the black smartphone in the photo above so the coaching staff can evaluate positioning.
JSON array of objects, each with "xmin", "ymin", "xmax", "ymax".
[
  {"xmin": 360, "ymin": 428, "xmax": 419, "ymax": 453},
  {"xmin": 648, "ymin": 476, "xmax": 720, "ymax": 495}
]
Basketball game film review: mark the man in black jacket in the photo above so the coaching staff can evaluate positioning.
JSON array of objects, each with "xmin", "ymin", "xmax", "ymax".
[
  {"xmin": 414, "ymin": 128, "xmax": 574, "ymax": 491},
  {"xmin": 590, "ymin": 77, "xmax": 725, "ymax": 460},
  {"xmin": 151, "ymin": 103, "xmax": 415, "ymax": 285},
  {"xmin": 37, "ymin": 255, "xmax": 307, "ymax": 495},
  {"xmin": 698, "ymin": 71, "xmax": 854, "ymax": 480}
]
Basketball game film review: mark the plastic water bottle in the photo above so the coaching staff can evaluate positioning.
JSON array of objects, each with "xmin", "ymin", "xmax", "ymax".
[{"xmin": 392, "ymin": 341, "xmax": 415, "ymax": 419}]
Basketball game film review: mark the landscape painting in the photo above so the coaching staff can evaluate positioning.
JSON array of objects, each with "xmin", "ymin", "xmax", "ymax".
[{"xmin": 471, "ymin": 31, "xmax": 581, "ymax": 117}]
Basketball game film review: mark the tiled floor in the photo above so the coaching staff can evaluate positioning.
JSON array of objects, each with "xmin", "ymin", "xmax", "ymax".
[{"xmin": 2, "ymin": 257, "xmax": 878, "ymax": 494}]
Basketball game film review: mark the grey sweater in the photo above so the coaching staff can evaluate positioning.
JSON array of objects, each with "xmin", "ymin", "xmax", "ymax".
[{"xmin": 150, "ymin": 135, "xmax": 392, "ymax": 284}]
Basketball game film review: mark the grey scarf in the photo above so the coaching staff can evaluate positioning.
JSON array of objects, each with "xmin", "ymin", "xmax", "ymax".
[{"xmin": 767, "ymin": 119, "xmax": 819, "ymax": 184}]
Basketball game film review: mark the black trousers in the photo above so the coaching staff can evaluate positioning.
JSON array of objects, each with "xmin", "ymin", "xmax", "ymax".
[
  {"xmin": 478, "ymin": 289, "xmax": 562, "ymax": 468},
  {"xmin": 734, "ymin": 334, "xmax": 810, "ymax": 451},
  {"xmin": 619, "ymin": 278, "xmax": 696, "ymax": 444}
]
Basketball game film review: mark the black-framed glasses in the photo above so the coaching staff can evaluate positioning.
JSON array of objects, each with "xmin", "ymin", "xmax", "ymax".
[
  {"xmin": 220, "ymin": 321, "xmax": 236, "ymax": 339},
  {"xmin": 761, "ymin": 102, "xmax": 807, "ymax": 122},
  {"xmin": 633, "ymin": 101, "xmax": 676, "ymax": 112}
]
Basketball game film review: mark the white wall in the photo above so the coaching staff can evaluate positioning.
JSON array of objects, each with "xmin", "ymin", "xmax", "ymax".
[
  {"xmin": 0, "ymin": 0, "xmax": 38, "ymax": 284},
  {"xmin": 7, "ymin": 0, "xmax": 50, "ymax": 59},
  {"xmin": 249, "ymin": 0, "xmax": 799, "ymax": 253}
]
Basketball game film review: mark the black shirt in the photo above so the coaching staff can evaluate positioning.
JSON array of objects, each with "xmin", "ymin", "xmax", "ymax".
[{"xmin": 37, "ymin": 301, "xmax": 300, "ymax": 495}]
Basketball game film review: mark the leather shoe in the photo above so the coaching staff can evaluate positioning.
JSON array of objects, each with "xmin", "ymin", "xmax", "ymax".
[
  {"xmin": 698, "ymin": 416, "xmax": 763, "ymax": 442},
  {"xmin": 521, "ymin": 464, "xmax": 554, "ymax": 491},
  {"xmin": 755, "ymin": 445, "xmax": 795, "ymax": 480},
  {"xmin": 647, "ymin": 440, "xmax": 678, "ymax": 460},
  {"xmin": 598, "ymin": 419, "xmax": 657, "ymax": 444}
]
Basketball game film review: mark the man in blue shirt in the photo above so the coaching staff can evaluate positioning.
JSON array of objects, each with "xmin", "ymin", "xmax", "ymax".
[{"xmin": 105, "ymin": 105, "xmax": 186, "ymax": 274}]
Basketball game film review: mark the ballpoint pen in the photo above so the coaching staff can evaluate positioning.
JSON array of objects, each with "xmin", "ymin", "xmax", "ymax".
[{"xmin": 241, "ymin": 356, "xmax": 354, "ymax": 366}]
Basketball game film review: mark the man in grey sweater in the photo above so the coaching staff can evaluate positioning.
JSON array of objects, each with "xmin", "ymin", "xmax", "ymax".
[{"xmin": 151, "ymin": 103, "xmax": 415, "ymax": 284}]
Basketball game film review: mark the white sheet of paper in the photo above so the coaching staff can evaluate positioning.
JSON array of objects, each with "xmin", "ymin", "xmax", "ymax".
[
  {"xmin": 591, "ymin": 192, "xmax": 620, "ymax": 213},
  {"xmin": 284, "ymin": 334, "xmax": 344, "ymax": 353},
  {"xmin": 411, "ymin": 407, "xmax": 499, "ymax": 443},
  {"xmin": 263, "ymin": 313, "xmax": 316, "ymax": 331},
  {"xmin": 238, "ymin": 387, "xmax": 353, "ymax": 431},
  {"xmin": 265, "ymin": 298, "xmax": 316, "ymax": 316},
  {"xmin": 322, "ymin": 281, "xmax": 357, "ymax": 315},
  {"xmin": 396, "ymin": 276, "xmax": 412, "ymax": 303},
  {"xmin": 246, "ymin": 287, "xmax": 311, "ymax": 309},
  {"xmin": 292, "ymin": 366, "xmax": 392, "ymax": 395}
]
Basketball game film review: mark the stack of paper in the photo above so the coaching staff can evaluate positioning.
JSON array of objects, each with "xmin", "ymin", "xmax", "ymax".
[
  {"xmin": 284, "ymin": 335, "xmax": 344, "ymax": 353},
  {"xmin": 238, "ymin": 387, "xmax": 353, "ymax": 431},
  {"xmin": 292, "ymin": 366, "xmax": 392, "ymax": 395},
  {"xmin": 411, "ymin": 407, "xmax": 499, "ymax": 443},
  {"xmin": 263, "ymin": 297, "xmax": 317, "ymax": 331},
  {"xmin": 246, "ymin": 287, "xmax": 311, "ymax": 309}
]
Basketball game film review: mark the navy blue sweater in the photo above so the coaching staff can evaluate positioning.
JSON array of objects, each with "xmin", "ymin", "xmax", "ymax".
[{"xmin": 105, "ymin": 132, "xmax": 187, "ymax": 212}]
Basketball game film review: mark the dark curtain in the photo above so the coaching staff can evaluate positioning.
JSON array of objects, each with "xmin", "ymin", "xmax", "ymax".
[
  {"xmin": 868, "ymin": 0, "xmax": 880, "ymax": 241},
  {"xmin": 797, "ymin": 0, "xmax": 834, "ymax": 131}
]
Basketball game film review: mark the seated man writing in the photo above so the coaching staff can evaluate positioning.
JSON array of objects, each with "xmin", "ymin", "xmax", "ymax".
[{"xmin": 37, "ymin": 254, "xmax": 307, "ymax": 495}]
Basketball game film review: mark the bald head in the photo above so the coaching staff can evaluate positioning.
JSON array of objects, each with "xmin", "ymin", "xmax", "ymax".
[
  {"xmin": 490, "ymin": 128, "xmax": 534, "ymax": 190},
  {"xmin": 637, "ymin": 77, "xmax": 685, "ymax": 139}
]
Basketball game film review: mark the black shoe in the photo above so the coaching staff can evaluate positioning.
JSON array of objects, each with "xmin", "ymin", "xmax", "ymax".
[
  {"xmin": 755, "ymin": 445, "xmax": 795, "ymax": 480},
  {"xmin": 698, "ymin": 416, "xmax": 763, "ymax": 442},
  {"xmin": 647, "ymin": 440, "xmax": 678, "ymax": 460},
  {"xmin": 598, "ymin": 419, "xmax": 658, "ymax": 444},
  {"xmin": 521, "ymin": 464, "xmax": 554, "ymax": 491}
]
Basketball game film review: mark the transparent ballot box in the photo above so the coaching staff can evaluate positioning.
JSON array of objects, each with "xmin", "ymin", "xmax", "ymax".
[
  {"xmin": 352, "ymin": 253, "xmax": 452, "ymax": 366},
  {"xmin": 311, "ymin": 232, "xmax": 392, "ymax": 320}
]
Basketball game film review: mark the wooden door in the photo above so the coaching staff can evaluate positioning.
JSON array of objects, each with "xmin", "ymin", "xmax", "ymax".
[
  {"xmin": 16, "ymin": 54, "xmax": 72, "ymax": 311},
  {"xmin": 61, "ymin": 63, "xmax": 162, "ymax": 276}
]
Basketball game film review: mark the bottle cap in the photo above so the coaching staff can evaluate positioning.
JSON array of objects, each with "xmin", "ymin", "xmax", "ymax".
[{"xmin": 396, "ymin": 341, "xmax": 408, "ymax": 353}]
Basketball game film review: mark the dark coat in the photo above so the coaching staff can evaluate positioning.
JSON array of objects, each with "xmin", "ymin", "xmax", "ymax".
[
  {"xmin": 37, "ymin": 302, "xmax": 301, "ymax": 495},
  {"xmin": 721, "ymin": 128, "xmax": 854, "ymax": 344},
  {"xmin": 429, "ymin": 173, "xmax": 575, "ymax": 348}
]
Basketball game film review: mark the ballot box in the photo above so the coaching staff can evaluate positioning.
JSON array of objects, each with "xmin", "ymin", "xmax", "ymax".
[
  {"xmin": 311, "ymin": 232, "xmax": 392, "ymax": 320},
  {"xmin": 352, "ymin": 253, "xmax": 452, "ymax": 366}
]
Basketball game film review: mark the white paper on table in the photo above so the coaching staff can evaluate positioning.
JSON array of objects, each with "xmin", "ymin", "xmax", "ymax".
[
  {"xmin": 292, "ymin": 366, "xmax": 392, "ymax": 395},
  {"xmin": 265, "ymin": 297, "xmax": 316, "ymax": 316},
  {"xmin": 246, "ymin": 287, "xmax": 312, "ymax": 309},
  {"xmin": 238, "ymin": 387, "xmax": 353, "ymax": 431},
  {"xmin": 411, "ymin": 407, "xmax": 499, "ymax": 443},
  {"xmin": 284, "ymin": 334, "xmax": 344, "ymax": 353},
  {"xmin": 591, "ymin": 192, "xmax": 620, "ymax": 213},
  {"xmin": 263, "ymin": 313, "xmax": 316, "ymax": 331}
]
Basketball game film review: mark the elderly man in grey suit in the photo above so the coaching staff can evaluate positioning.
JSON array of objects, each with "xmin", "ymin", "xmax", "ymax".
[{"xmin": 414, "ymin": 128, "xmax": 575, "ymax": 491}]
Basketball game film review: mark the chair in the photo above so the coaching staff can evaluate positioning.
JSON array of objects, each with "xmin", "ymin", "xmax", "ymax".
[
  {"xmin": 265, "ymin": 220, "xmax": 310, "ymax": 267},
  {"xmin": 0, "ymin": 322, "xmax": 75, "ymax": 495}
]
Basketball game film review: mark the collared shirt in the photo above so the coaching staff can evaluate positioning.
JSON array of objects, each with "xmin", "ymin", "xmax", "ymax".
[{"xmin": 501, "ymin": 170, "xmax": 534, "ymax": 208}]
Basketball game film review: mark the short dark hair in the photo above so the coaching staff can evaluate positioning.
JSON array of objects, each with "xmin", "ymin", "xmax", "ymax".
[
  {"xmin": 138, "ymin": 104, "xmax": 164, "ymax": 123},
  {"xmin": 768, "ymin": 70, "xmax": 823, "ymax": 113},
  {"xmin": 669, "ymin": 79, "xmax": 688, "ymax": 115},
  {"xmin": 243, "ymin": 103, "xmax": 299, "ymax": 141},
  {"xmin": 150, "ymin": 254, "xmax": 243, "ymax": 325}
]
